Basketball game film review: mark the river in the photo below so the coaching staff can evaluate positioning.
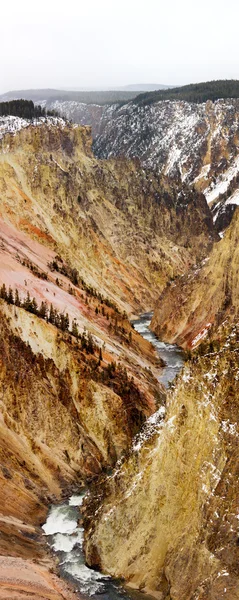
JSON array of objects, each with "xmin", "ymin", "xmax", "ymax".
[
  {"xmin": 42, "ymin": 313, "xmax": 184, "ymax": 599},
  {"xmin": 43, "ymin": 493, "xmax": 155, "ymax": 600},
  {"xmin": 131, "ymin": 312, "xmax": 184, "ymax": 387}
]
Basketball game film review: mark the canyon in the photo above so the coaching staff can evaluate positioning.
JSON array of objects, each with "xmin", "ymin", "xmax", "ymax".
[
  {"xmin": 0, "ymin": 94, "xmax": 238, "ymax": 600},
  {"xmin": 40, "ymin": 93, "xmax": 239, "ymax": 237}
]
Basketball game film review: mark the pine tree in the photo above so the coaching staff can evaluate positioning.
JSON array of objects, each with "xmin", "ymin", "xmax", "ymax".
[
  {"xmin": 0, "ymin": 283, "xmax": 7, "ymax": 300},
  {"xmin": 86, "ymin": 332, "xmax": 94, "ymax": 354},
  {"xmin": 71, "ymin": 320, "xmax": 79, "ymax": 337},
  {"xmin": 31, "ymin": 297, "xmax": 38, "ymax": 315},
  {"xmin": 65, "ymin": 313, "xmax": 69, "ymax": 331},
  {"xmin": 60, "ymin": 312, "xmax": 69, "ymax": 331},
  {"xmin": 14, "ymin": 289, "xmax": 21, "ymax": 307},
  {"xmin": 54, "ymin": 311, "xmax": 61, "ymax": 328},
  {"xmin": 39, "ymin": 301, "xmax": 47, "ymax": 319},
  {"xmin": 7, "ymin": 287, "xmax": 14, "ymax": 305},
  {"xmin": 23, "ymin": 291, "xmax": 31, "ymax": 311},
  {"xmin": 49, "ymin": 304, "xmax": 55, "ymax": 324}
]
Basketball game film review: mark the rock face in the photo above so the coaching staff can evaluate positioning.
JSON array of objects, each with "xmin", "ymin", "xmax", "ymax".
[
  {"xmin": 93, "ymin": 99, "xmax": 239, "ymax": 232},
  {"xmin": 84, "ymin": 321, "xmax": 239, "ymax": 600},
  {"xmin": 151, "ymin": 208, "xmax": 239, "ymax": 349},
  {"xmin": 0, "ymin": 117, "xmax": 215, "ymax": 313}
]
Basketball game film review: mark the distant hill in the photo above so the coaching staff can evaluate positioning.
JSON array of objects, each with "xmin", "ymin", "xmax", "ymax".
[
  {"xmin": 133, "ymin": 79, "xmax": 239, "ymax": 105},
  {"xmin": 0, "ymin": 85, "xmax": 174, "ymax": 105},
  {"xmin": 0, "ymin": 88, "xmax": 144, "ymax": 106}
]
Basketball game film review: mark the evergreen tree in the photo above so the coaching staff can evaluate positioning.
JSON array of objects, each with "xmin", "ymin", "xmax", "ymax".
[
  {"xmin": 31, "ymin": 297, "xmax": 38, "ymax": 315},
  {"xmin": 7, "ymin": 287, "xmax": 14, "ymax": 304},
  {"xmin": 0, "ymin": 283, "xmax": 7, "ymax": 300},
  {"xmin": 49, "ymin": 303, "xmax": 55, "ymax": 324},
  {"xmin": 23, "ymin": 291, "xmax": 32, "ymax": 311},
  {"xmin": 54, "ymin": 311, "xmax": 61, "ymax": 328},
  {"xmin": 71, "ymin": 320, "xmax": 79, "ymax": 337},
  {"xmin": 14, "ymin": 288, "xmax": 21, "ymax": 307},
  {"xmin": 65, "ymin": 313, "xmax": 69, "ymax": 331},
  {"xmin": 39, "ymin": 301, "xmax": 47, "ymax": 319}
]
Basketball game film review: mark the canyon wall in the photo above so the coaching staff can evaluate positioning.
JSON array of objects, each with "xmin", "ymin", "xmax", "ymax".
[
  {"xmin": 151, "ymin": 208, "xmax": 239, "ymax": 349},
  {"xmin": 84, "ymin": 321, "xmax": 239, "ymax": 600},
  {"xmin": 0, "ymin": 118, "xmax": 215, "ymax": 314},
  {"xmin": 93, "ymin": 99, "xmax": 239, "ymax": 233}
]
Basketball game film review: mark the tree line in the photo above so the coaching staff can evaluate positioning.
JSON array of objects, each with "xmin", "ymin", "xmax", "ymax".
[
  {"xmin": 134, "ymin": 80, "xmax": 239, "ymax": 106},
  {"xmin": 0, "ymin": 283, "xmax": 95, "ymax": 354},
  {"xmin": 0, "ymin": 99, "xmax": 59, "ymax": 120},
  {"xmin": 48, "ymin": 256, "xmax": 122, "ymax": 313}
]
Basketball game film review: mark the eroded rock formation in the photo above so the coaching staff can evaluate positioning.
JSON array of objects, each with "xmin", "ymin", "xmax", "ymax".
[
  {"xmin": 84, "ymin": 321, "xmax": 239, "ymax": 600},
  {"xmin": 151, "ymin": 208, "xmax": 239, "ymax": 349}
]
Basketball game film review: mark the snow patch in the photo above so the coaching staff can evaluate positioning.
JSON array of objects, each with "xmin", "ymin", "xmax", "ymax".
[
  {"xmin": 0, "ymin": 115, "xmax": 66, "ymax": 143},
  {"xmin": 205, "ymin": 155, "xmax": 239, "ymax": 204},
  {"xmin": 191, "ymin": 323, "xmax": 212, "ymax": 347},
  {"xmin": 193, "ymin": 163, "xmax": 211, "ymax": 183}
]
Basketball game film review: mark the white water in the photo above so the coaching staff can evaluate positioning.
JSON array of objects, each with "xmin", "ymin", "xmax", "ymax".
[
  {"xmin": 132, "ymin": 312, "xmax": 184, "ymax": 387},
  {"xmin": 43, "ymin": 492, "xmax": 111, "ymax": 597},
  {"xmin": 43, "ymin": 492, "xmax": 153, "ymax": 600}
]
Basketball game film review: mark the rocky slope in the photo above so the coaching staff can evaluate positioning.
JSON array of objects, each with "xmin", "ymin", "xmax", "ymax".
[
  {"xmin": 0, "ymin": 290, "xmax": 162, "ymax": 599},
  {"xmin": 84, "ymin": 320, "xmax": 239, "ymax": 600},
  {"xmin": 93, "ymin": 99, "xmax": 239, "ymax": 233},
  {"xmin": 0, "ymin": 116, "xmax": 215, "ymax": 314},
  {"xmin": 0, "ymin": 115, "xmax": 217, "ymax": 598},
  {"xmin": 0, "ymin": 117, "xmax": 168, "ymax": 598},
  {"xmin": 151, "ymin": 207, "xmax": 239, "ymax": 349},
  {"xmin": 5, "ymin": 92, "xmax": 239, "ymax": 233}
]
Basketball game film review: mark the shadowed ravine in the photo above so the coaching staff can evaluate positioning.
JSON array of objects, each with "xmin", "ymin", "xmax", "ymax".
[{"xmin": 42, "ymin": 314, "xmax": 185, "ymax": 599}]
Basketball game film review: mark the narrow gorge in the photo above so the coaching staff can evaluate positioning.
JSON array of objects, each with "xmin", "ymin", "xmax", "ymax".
[{"xmin": 0, "ymin": 88, "xmax": 238, "ymax": 600}]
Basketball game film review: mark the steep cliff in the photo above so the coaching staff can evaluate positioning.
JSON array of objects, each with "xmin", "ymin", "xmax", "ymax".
[
  {"xmin": 0, "ymin": 117, "xmax": 215, "ymax": 314},
  {"xmin": 93, "ymin": 99, "xmax": 239, "ymax": 232},
  {"xmin": 84, "ymin": 320, "xmax": 239, "ymax": 600},
  {"xmin": 151, "ymin": 208, "xmax": 239, "ymax": 349}
]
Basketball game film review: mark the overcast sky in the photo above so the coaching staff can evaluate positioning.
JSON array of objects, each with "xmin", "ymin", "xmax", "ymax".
[{"xmin": 1, "ymin": 0, "xmax": 239, "ymax": 93}]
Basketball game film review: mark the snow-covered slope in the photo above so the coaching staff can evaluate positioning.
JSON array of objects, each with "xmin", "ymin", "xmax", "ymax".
[
  {"xmin": 0, "ymin": 115, "xmax": 66, "ymax": 140},
  {"xmin": 93, "ymin": 99, "xmax": 239, "ymax": 232}
]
